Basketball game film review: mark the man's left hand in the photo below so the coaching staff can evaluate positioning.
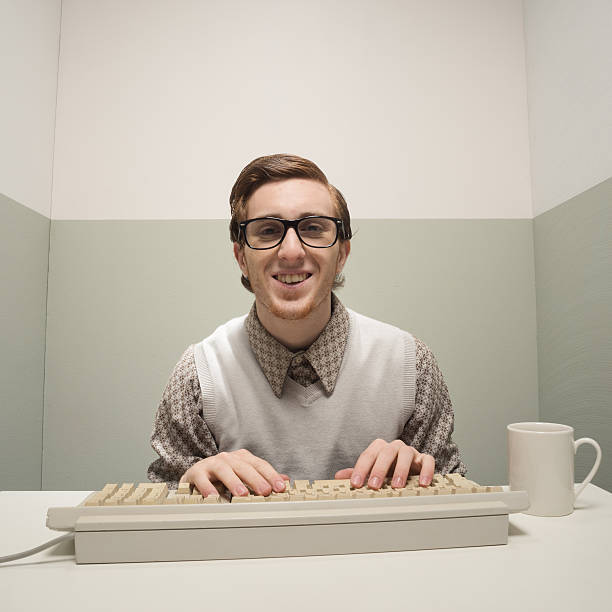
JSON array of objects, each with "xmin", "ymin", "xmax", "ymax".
[{"xmin": 335, "ymin": 439, "xmax": 435, "ymax": 489}]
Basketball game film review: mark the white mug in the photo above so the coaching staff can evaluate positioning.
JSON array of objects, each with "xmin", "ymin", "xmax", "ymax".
[{"xmin": 507, "ymin": 422, "xmax": 602, "ymax": 516}]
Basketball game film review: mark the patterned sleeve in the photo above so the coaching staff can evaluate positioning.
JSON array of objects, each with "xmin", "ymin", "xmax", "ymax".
[
  {"xmin": 147, "ymin": 346, "xmax": 218, "ymax": 488},
  {"xmin": 400, "ymin": 338, "xmax": 467, "ymax": 475}
]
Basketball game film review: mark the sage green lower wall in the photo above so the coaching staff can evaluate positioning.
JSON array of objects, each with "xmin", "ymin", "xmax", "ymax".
[
  {"xmin": 534, "ymin": 177, "xmax": 612, "ymax": 491},
  {"xmin": 43, "ymin": 219, "xmax": 539, "ymax": 490},
  {"xmin": 5, "ymin": 202, "xmax": 609, "ymax": 493},
  {"xmin": 0, "ymin": 193, "xmax": 50, "ymax": 490}
]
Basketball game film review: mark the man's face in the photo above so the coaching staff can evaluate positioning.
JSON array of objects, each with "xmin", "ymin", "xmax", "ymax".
[{"xmin": 234, "ymin": 178, "xmax": 350, "ymax": 321}]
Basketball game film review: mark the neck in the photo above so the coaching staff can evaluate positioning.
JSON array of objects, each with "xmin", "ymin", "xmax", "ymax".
[{"xmin": 256, "ymin": 295, "xmax": 332, "ymax": 351}]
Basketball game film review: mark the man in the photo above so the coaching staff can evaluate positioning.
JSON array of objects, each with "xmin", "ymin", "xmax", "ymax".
[{"xmin": 148, "ymin": 154, "xmax": 466, "ymax": 498}]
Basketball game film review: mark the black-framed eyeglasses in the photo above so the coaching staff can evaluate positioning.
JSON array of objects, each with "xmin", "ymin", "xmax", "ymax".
[{"xmin": 239, "ymin": 216, "xmax": 346, "ymax": 250}]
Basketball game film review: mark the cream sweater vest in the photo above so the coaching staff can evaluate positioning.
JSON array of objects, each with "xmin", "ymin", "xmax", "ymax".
[{"xmin": 193, "ymin": 309, "xmax": 416, "ymax": 480}]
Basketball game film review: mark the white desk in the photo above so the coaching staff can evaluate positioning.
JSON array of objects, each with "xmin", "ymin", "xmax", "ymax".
[{"xmin": 1, "ymin": 485, "xmax": 610, "ymax": 612}]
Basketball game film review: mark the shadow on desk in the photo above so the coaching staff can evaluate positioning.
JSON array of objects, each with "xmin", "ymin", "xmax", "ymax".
[
  {"xmin": 0, "ymin": 537, "xmax": 75, "ymax": 569},
  {"xmin": 508, "ymin": 495, "xmax": 604, "ymax": 532},
  {"xmin": 508, "ymin": 522, "xmax": 528, "ymax": 536}
]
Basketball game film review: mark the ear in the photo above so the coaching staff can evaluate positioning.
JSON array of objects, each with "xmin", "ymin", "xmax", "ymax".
[
  {"xmin": 233, "ymin": 242, "xmax": 249, "ymax": 277},
  {"xmin": 335, "ymin": 239, "xmax": 351, "ymax": 275}
]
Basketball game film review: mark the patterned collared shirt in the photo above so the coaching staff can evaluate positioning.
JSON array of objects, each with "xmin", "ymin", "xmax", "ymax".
[
  {"xmin": 149, "ymin": 295, "xmax": 467, "ymax": 485},
  {"xmin": 244, "ymin": 293, "xmax": 350, "ymax": 397}
]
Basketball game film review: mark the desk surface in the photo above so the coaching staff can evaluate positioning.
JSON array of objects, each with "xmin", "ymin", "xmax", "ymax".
[{"xmin": 1, "ymin": 485, "xmax": 610, "ymax": 612}]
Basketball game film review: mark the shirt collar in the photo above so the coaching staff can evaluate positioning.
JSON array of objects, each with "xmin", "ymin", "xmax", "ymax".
[{"xmin": 245, "ymin": 294, "xmax": 350, "ymax": 398}]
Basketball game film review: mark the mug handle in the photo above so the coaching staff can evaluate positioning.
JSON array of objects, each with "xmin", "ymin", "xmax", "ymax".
[{"xmin": 574, "ymin": 438, "xmax": 602, "ymax": 502}]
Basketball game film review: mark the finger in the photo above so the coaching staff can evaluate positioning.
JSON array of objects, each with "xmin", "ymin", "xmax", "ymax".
[
  {"xmin": 195, "ymin": 480, "xmax": 221, "ymax": 498},
  {"xmin": 188, "ymin": 472, "xmax": 226, "ymax": 498},
  {"xmin": 368, "ymin": 440, "xmax": 405, "ymax": 489},
  {"xmin": 205, "ymin": 457, "xmax": 251, "ymax": 497},
  {"xmin": 180, "ymin": 462, "xmax": 220, "ymax": 497},
  {"xmin": 248, "ymin": 456, "xmax": 290, "ymax": 493},
  {"xmin": 335, "ymin": 468, "xmax": 353, "ymax": 480},
  {"xmin": 390, "ymin": 444, "xmax": 418, "ymax": 488},
  {"xmin": 231, "ymin": 461, "xmax": 276, "ymax": 496},
  {"xmin": 350, "ymin": 439, "xmax": 387, "ymax": 488},
  {"xmin": 234, "ymin": 449, "xmax": 288, "ymax": 493},
  {"xmin": 417, "ymin": 453, "xmax": 436, "ymax": 486}
]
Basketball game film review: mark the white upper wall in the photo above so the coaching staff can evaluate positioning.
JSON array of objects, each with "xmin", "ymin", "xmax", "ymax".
[
  {"xmin": 52, "ymin": 0, "xmax": 532, "ymax": 220},
  {"xmin": 524, "ymin": 0, "xmax": 612, "ymax": 216},
  {"xmin": 0, "ymin": 0, "xmax": 61, "ymax": 218}
]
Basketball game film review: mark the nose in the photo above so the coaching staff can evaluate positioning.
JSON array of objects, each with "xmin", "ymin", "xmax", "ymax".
[{"xmin": 277, "ymin": 227, "xmax": 305, "ymax": 261}]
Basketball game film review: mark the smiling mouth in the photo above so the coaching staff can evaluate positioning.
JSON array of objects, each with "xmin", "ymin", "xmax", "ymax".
[{"xmin": 273, "ymin": 273, "xmax": 312, "ymax": 285}]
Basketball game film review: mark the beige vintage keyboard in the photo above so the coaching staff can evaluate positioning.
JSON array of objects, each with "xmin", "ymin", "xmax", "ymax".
[{"xmin": 47, "ymin": 474, "xmax": 528, "ymax": 564}]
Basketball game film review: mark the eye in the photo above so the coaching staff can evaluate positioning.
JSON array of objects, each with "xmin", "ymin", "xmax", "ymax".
[
  {"xmin": 299, "ymin": 218, "xmax": 334, "ymax": 236},
  {"xmin": 303, "ymin": 222, "xmax": 324, "ymax": 232},
  {"xmin": 248, "ymin": 219, "xmax": 284, "ymax": 242},
  {"xmin": 259, "ymin": 224, "xmax": 281, "ymax": 235}
]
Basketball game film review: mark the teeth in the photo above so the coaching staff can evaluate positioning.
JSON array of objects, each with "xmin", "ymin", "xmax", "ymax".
[{"xmin": 276, "ymin": 273, "xmax": 309, "ymax": 284}]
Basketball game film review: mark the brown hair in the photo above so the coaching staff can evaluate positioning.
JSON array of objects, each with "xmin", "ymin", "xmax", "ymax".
[{"xmin": 229, "ymin": 154, "xmax": 352, "ymax": 292}]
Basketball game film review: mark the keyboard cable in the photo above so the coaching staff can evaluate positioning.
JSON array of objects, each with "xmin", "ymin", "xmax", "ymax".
[{"xmin": 0, "ymin": 533, "xmax": 74, "ymax": 563}]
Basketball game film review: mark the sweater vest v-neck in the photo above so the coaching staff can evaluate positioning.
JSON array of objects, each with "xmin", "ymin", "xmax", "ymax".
[{"xmin": 193, "ymin": 309, "xmax": 416, "ymax": 480}]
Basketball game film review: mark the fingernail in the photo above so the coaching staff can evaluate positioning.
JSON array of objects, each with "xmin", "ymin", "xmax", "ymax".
[
  {"xmin": 236, "ymin": 485, "xmax": 248, "ymax": 496},
  {"xmin": 392, "ymin": 476, "xmax": 402, "ymax": 487},
  {"xmin": 369, "ymin": 476, "xmax": 381, "ymax": 489},
  {"xmin": 351, "ymin": 474, "xmax": 363, "ymax": 488},
  {"xmin": 275, "ymin": 480, "xmax": 286, "ymax": 491}
]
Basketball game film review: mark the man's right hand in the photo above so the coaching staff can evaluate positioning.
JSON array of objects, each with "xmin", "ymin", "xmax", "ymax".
[{"xmin": 179, "ymin": 449, "xmax": 289, "ymax": 498}]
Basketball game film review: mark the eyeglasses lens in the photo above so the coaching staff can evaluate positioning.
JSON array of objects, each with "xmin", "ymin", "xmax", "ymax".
[{"xmin": 246, "ymin": 219, "xmax": 284, "ymax": 247}]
